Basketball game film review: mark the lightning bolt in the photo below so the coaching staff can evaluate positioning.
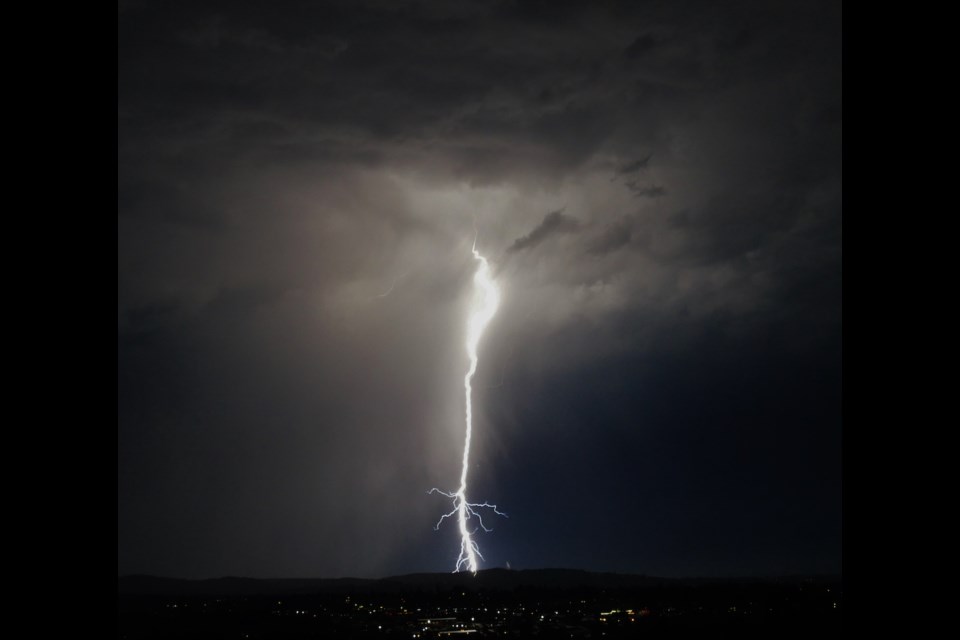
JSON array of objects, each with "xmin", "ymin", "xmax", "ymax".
[{"xmin": 430, "ymin": 240, "xmax": 506, "ymax": 573}]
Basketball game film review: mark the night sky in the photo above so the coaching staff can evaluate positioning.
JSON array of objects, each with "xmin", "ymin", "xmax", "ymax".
[{"xmin": 118, "ymin": 0, "xmax": 842, "ymax": 580}]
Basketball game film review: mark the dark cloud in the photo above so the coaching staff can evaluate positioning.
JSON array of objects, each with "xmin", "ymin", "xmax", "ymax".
[
  {"xmin": 119, "ymin": 0, "xmax": 841, "ymax": 579},
  {"xmin": 625, "ymin": 181, "xmax": 666, "ymax": 198},
  {"xmin": 617, "ymin": 154, "xmax": 653, "ymax": 175},
  {"xmin": 587, "ymin": 216, "xmax": 635, "ymax": 256},
  {"xmin": 508, "ymin": 209, "xmax": 580, "ymax": 253},
  {"xmin": 623, "ymin": 34, "xmax": 659, "ymax": 60}
]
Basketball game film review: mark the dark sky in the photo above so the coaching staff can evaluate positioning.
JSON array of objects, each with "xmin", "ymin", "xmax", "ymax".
[{"xmin": 118, "ymin": 0, "xmax": 842, "ymax": 579}]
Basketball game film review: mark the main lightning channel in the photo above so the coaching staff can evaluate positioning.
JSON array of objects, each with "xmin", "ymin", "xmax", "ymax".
[{"xmin": 430, "ymin": 241, "xmax": 505, "ymax": 573}]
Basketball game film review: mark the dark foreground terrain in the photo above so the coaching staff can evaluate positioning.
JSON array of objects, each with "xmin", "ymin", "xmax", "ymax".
[{"xmin": 118, "ymin": 569, "xmax": 841, "ymax": 639}]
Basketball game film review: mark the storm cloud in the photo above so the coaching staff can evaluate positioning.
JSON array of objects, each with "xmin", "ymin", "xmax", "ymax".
[
  {"xmin": 119, "ymin": 0, "xmax": 841, "ymax": 580},
  {"xmin": 508, "ymin": 209, "xmax": 580, "ymax": 253},
  {"xmin": 625, "ymin": 182, "xmax": 666, "ymax": 198}
]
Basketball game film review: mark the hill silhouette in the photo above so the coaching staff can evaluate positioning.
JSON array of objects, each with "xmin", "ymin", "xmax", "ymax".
[{"xmin": 118, "ymin": 568, "xmax": 833, "ymax": 596}]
